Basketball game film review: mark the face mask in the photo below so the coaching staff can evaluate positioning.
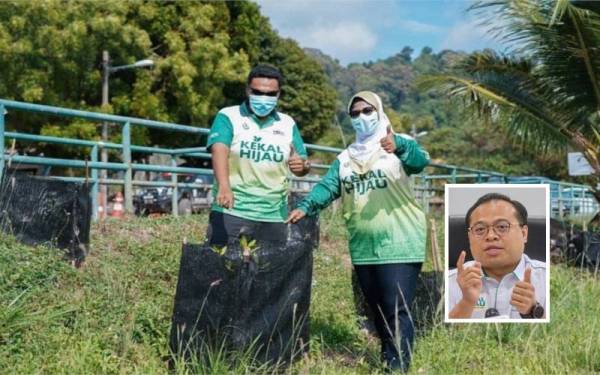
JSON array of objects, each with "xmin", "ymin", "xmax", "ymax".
[
  {"xmin": 351, "ymin": 111, "xmax": 379, "ymax": 138},
  {"xmin": 249, "ymin": 95, "xmax": 278, "ymax": 117}
]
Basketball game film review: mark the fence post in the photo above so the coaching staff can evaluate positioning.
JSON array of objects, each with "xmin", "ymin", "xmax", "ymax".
[
  {"xmin": 570, "ymin": 187, "xmax": 575, "ymax": 215},
  {"xmin": 0, "ymin": 104, "xmax": 4, "ymax": 182},
  {"xmin": 558, "ymin": 183, "xmax": 563, "ymax": 218},
  {"xmin": 171, "ymin": 155, "xmax": 178, "ymax": 217},
  {"xmin": 91, "ymin": 144, "xmax": 99, "ymax": 220},
  {"xmin": 122, "ymin": 121, "xmax": 133, "ymax": 214},
  {"xmin": 420, "ymin": 171, "xmax": 429, "ymax": 213}
]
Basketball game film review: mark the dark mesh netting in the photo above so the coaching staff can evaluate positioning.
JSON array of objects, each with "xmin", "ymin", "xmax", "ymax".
[
  {"xmin": 169, "ymin": 213, "xmax": 319, "ymax": 367},
  {"xmin": 569, "ymin": 230, "xmax": 600, "ymax": 268},
  {"xmin": 0, "ymin": 173, "xmax": 91, "ymax": 261}
]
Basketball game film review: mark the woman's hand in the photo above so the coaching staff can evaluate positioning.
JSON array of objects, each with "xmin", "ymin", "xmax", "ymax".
[
  {"xmin": 380, "ymin": 126, "xmax": 396, "ymax": 153},
  {"xmin": 285, "ymin": 209, "xmax": 306, "ymax": 224}
]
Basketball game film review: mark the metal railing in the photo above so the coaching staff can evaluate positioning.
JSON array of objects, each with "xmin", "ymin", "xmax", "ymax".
[
  {"xmin": 1, "ymin": 99, "xmax": 598, "ymax": 222},
  {"xmin": 0, "ymin": 99, "xmax": 212, "ymax": 219}
]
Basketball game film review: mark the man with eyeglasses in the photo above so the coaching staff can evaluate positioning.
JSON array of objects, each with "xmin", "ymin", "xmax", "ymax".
[
  {"xmin": 448, "ymin": 193, "xmax": 547, "ymax": 319},
  {"xmin": 205, "ymin": 64, "xmax": 311, "ymax": 245}
]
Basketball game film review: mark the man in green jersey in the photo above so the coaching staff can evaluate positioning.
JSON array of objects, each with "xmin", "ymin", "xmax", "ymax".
[{"xmin": 206, "ymin": 64, "xmax": 310, "ymax": 245}]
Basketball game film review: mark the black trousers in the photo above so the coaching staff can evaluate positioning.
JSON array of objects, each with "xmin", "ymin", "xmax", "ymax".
[
  {"xmin": 354, "ymin": 262, "xmax": 422, "ymax": 371},
  {"xmin": 206, "ymin": 211, "xmax": 288, "ymax": 246}
]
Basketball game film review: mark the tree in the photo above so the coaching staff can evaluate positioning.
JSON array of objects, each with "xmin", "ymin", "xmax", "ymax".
[
  {"xmin": 418, "ymin": 1, "xmax": 600, "ymax": 189},
  {"xmin": 0, "ymin": 1, "xmax": 337, "ymax": 158},
  {"xmin": 260, "ymin": 37, "xmax": 338, "ymax": 143}
]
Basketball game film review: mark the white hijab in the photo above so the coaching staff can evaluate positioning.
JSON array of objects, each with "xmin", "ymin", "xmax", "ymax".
[{"xmin": 347, "ymin": 91, "xmax": 392, "ymax": 166}]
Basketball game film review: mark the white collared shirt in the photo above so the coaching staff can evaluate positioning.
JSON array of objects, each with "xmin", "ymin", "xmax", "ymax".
[{"xmin": 448, "ymin": 254, "xmax": 547, "ymax": 319}]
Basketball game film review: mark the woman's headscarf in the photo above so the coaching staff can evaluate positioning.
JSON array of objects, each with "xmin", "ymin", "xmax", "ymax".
[{"xmin": 346, "ymin": 91, "xmax": 392, "ymax": 166}]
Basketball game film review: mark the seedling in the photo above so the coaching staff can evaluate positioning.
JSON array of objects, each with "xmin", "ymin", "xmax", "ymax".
[
  {"xmin": 210, "ymin": 245, "xmax": 227, "ymax": 256},
  {"xmin": 239, "ymin": 235, "xmax": 259, "ymax": 263}
]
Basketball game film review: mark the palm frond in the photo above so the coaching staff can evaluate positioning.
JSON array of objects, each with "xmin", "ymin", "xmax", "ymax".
[
  {"xmin": 550, "ymin": 0, "xmax": 571, "ymax": 26},
  {"xmin": 564, "ymin": 3, "xmax": 600, "ymax": 111},
  {"xmin": 470, "ymin": 0, "xmax": 600, "ymax": 117},
  {"xmin": 416, "ymin": 70, "xmax": 570, "ymax": 153},
  {"xmin": 420, "ymin": 0, "xmax": 600, "ymax": 172}
]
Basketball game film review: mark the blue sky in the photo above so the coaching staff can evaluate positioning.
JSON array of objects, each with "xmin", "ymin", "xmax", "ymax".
[{"xmin": 254, "ymin": 0, "xmax": 505, "ymax": 65}]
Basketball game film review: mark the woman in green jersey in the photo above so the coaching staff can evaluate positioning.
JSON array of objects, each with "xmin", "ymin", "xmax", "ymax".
[{"xmin": 287, "ymin": 91, "xmax": 430, "ymax": 372}]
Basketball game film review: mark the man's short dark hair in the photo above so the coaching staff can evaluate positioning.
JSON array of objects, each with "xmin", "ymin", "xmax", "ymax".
[
  {"xmin": 465, "ymin": 192, "xmax": 528, "ymax": 227},
  {"xmin": 247, "ymin": 64, "xmax": 283, "ymax": 87}
]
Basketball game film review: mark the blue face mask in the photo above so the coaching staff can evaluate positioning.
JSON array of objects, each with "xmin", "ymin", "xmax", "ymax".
[
  {"xmin": 351, "ymin": 111, "xmax": 379, "ymax": 138},
  {"xmin": 249, "ymin": 95, "xmax": 278, "ymax": 117}
]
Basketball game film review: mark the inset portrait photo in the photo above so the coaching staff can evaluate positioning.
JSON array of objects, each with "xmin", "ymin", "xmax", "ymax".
[{"xmin": 444, "ymin": 184, "xmax": 550, "ymax": 323}]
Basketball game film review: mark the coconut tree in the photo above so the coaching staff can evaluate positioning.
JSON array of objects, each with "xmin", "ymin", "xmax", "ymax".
[{"xmin": 418, "ymin": 0, "xmax": 600, "ymax": 188}]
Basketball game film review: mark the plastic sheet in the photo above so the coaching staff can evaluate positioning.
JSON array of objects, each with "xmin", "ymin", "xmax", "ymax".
[
  {"xmin": 569, "ymin": 230, "xmax": 600, "ymax": 268},
  {"xmin": 169, "ymin": 206, "xmax": 319, "ymax": 366},
  {"xmin": 0, "ymin": 173, "xmax": 91, "ymax": 261}
]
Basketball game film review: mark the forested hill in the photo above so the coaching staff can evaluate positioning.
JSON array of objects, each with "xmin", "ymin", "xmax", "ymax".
[{"xmin": 305, "ymin": 47, "xmax": 569, "ymax": 180}]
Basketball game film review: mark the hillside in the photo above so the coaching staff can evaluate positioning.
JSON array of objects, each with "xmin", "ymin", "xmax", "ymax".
[
  {"xmin": 1, "ymin": 212, "xmax": 599, "ymax": 374},
  {"xmin": 305, "ymin": 47, "xmax": 573, "ymax": 181}
]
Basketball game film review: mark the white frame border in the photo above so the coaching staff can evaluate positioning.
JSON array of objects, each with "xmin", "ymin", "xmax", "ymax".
[{"xmin": 443, "ymin": 183, "xmax": 551, "ymax": 324}]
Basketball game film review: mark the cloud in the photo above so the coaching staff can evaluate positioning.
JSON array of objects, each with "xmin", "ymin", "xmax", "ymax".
[
  {"xmin": 298, "ymin": 22, "xmax": 378, "ymax": 62},
  {"xmin": 254, "ymin": 0, "xmax": 502, "ymax": 63},
  {"xmin": 255, "ymin": 0, "xmax": 395, "ymax": 64},
  {"xmin": 398, "ymin": 19, "xmax": 442, "ymax": 34},
  {"xmin": 439, "ymin": 18, "xmax": 498, "ymax": 51}
]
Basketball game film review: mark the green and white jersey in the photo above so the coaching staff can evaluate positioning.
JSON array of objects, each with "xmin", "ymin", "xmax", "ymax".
[
  {"xmin": 297, "ymin": 135, "xmax": 429, "ymax": 265},
  {"xmin": 207, "ymin": 102, "xmax": 307, "ymax": 223},
  {"xmin": 337, "ymin": 148, "xmax": 427, "ymax": 264}
]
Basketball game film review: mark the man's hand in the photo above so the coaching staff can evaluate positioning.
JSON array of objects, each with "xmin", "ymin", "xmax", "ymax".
[
  {"xmin": 216, "ymin": 186, "xmax": 234, "ymax": 209},
  {"xmin": 380, "ymin": 126, "xmax": 396, "ymax": 153},
  {"xmin": 211, "ymin": 143, "xmax": 234, "ymax": 209},
  {"xmin": 285, "ymin": 209, "xmax": 306, "ymax": 224},
  {"xmin": 456, "ymin": 250, "xmax": 483, "ymax": 305},
  {"xmin": 510, "ymin": 267, "xmax": 536, "ymax": 315},
  {"xmin": 288, "ymin": 146, "xmax": 308, "ymax": 175}
]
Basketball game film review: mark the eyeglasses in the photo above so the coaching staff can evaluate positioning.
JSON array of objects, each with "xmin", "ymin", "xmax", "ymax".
[
  {"xmin": 250, "ymin": 88, "xmax": 279, "ymax": 97},
  {"xmin": 349, "ymin": 106, "xmax": 376, "ymax": 119},
  {"xmin": 468, "ymin": 220, "xmax": 523, "ymax": 238}
]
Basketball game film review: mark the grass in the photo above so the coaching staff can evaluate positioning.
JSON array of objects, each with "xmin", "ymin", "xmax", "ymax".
[{"xmin": 1, "ymin": 208, "xmax": 599, "ymax": 374}]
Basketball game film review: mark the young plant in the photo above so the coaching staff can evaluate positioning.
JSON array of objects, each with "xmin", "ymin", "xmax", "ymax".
[
  {"xmin": 210, "ymin": 245, "xmax": 227, "ymax": 256},
  {"xmin": 239, "ymin": 235, "xmax": 259, "ymax": 263}
]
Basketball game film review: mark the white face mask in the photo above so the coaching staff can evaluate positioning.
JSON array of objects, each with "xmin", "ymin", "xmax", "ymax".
[{"xmin": 351, "ymin": 111, "xmax": 379, "ymax": 139}]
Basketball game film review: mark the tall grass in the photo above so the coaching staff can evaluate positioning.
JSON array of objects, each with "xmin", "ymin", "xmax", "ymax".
[{"xmin": 0, "ymin": 211, "xmax": 599, "ymax": 374}]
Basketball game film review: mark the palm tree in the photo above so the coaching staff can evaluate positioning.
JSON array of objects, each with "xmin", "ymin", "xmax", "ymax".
[{"xmin": 418, "ymin": 0, "xmax": 600, "ymax": 189}]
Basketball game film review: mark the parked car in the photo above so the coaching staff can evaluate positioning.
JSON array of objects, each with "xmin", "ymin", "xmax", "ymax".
[
  {"xmin": 133, "ymin": 174, "xmax": 174, "ymax": 216},
  {"xmin": 561, "ymin": 188, "xmax": 598, "ymax": 218},
  {"xmin": 133, "ymin": 173, "xmax": 214, "ymax": 216},
  {"xmin": 180, "ymin": 173, "xmax": 214, "ymax": 213}
]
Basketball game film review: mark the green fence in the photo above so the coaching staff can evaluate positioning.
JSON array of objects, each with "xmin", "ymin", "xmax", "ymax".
[{"xmin": 1, "ymin": 99, "xmax": 597, "ymax": 222}]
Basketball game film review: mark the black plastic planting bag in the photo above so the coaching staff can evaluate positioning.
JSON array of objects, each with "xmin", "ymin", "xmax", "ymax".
[
  {"xmin": 169, "ymin": 212, "xmax": 319, "ymax": 366},
  {"xmin": 0, "ymin": 173, "xmax": 91, "ymax": 261},
  {"xmin": 569, "ymin": 230, "xmax": 600, "ymax": 267}
]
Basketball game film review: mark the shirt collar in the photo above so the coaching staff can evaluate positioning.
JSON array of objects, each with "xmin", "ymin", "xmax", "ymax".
[
  {"xmin": 481, "ymin": 253, "xmax": 528, "ymax": 281},
  {"xmin": 512, "ymin": 254, "xmax": 529, "ymax": 281},
  {"xmin": 240, "ymin": 100, "xmax": 280, "ymax": 124}
]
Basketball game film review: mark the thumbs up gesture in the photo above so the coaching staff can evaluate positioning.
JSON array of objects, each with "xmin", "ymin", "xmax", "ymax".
[
  {"xmin": 510, "ymin": 267, "xmax": 536, "ymax": 315},
  {"xmin": 380, "ymin": 126, "xmax": 396, "ymax": 153},
  {"xmin": 288, "ymin": 145, "xmax": 307, "ymax": 174},
  {"xmin": 456, "ymin": 250, "xmax": 483, "ymax": 305}
]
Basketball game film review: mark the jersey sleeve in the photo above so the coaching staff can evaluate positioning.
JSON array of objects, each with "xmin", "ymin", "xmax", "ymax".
[
  {"xmin": 296, "ymin": 159, "xmax": 342, "ymax": 215},
  {"xmin": 206, "ymin": 112, "xmax": 234, "ymax": 150},
  {"xmin": 394, "ymin": 134, "xmax": 430, "ymax": 175},
  {"xmin": 291, "ymin": 123, "xmax": 308, "ymax": 159}
]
